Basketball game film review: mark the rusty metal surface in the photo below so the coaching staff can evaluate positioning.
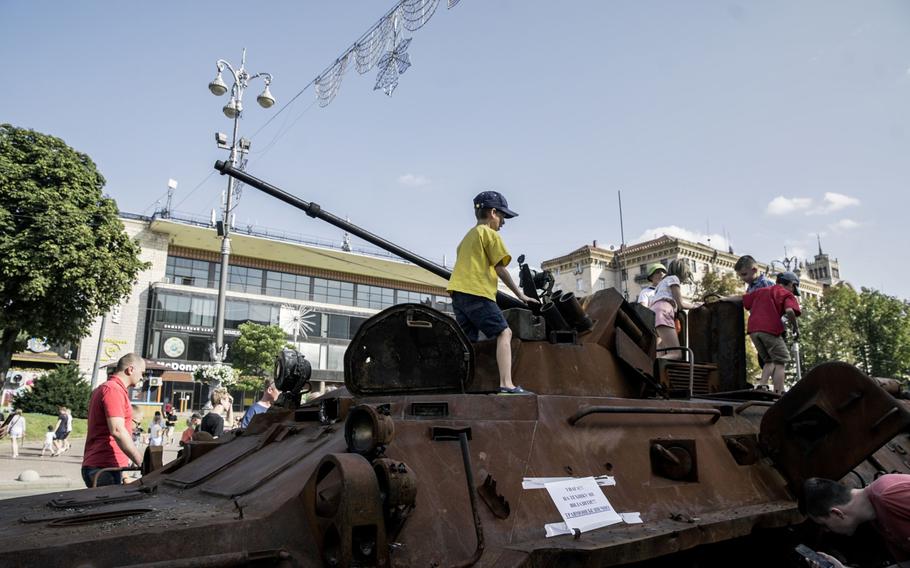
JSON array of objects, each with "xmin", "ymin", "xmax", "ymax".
[
  {"xmin": 760, "ymin": 361, "xmax": 910, "ymax": 494},
  {"xmin": 0, "ymin": 378, "xmax": 907, "ymax": 567},
  {"xmin": 345, "ymin": 304, "xmax": 473, "ymax": 396},
  {"xmin": 687, "ymin": 301, "xmax": 748, "ymax": 391}
]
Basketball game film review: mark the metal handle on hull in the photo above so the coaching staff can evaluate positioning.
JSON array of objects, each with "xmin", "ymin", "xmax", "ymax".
[{"xmin": 568, "ymin": 405, "xmax": 722, "ymax": 425}]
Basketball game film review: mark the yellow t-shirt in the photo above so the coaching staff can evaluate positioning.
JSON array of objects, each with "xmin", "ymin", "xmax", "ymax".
[{"xmin": 447, "ymin": 224, "xmax": 511, "ymax": 301}]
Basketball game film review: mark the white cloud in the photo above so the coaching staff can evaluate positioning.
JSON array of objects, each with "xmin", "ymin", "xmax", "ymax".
[
  {"xmin": 767, "ymin": 196, "xmax": 812, "ymax": 215},
  {"xmin": 818, "ymin": 192, "xmax": 860, "ymax": 213},
  {"xmin": 633, "ymin": 225, "xmax": 730, "ymax": 251},
  {"xmin": 830, "ymin": 218, "xmax": 860, "ymax": 231},
  {"xmin": 397, "ymin": 173, "xmax": 430, "ymax": 188}
]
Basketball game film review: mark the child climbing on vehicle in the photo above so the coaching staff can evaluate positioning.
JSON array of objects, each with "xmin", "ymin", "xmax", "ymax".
[{"xmin": 447, "ymin": 191, "xmax": 538, "ymax": 394}]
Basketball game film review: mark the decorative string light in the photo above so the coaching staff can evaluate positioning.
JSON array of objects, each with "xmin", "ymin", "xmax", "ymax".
[{"xmin": 314, "ymin": 0, "xmax": 459, "ymax": 107}]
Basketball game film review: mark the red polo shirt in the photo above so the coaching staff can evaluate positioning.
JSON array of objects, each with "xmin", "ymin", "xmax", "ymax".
[
  {"xmin": 869, "ymin": 474, "xmax": 910, "ymax": 561},
  {"xmin": 82, "ymin": 375, "xmax": 133, "ymax": 468},
  {"xmin": 743, "ymin": 284, "xmax": 800, "ymax": 336}
]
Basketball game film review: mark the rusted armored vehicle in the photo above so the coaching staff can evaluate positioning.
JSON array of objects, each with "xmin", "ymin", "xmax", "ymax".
[{"xmin": 1, "ymin": 163, "xmax": 908, "ymax": 567}]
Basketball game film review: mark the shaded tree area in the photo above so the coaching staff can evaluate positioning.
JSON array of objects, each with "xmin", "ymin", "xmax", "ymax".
[
  {"xmin": 800, "ymin": 284, "xmax": 910, "ymax": 380},
  {"xmin": 0, "ymin": 124, "xmax": 148, "ymax": 380},
  {"xmin": 13, "ymin": 365, "xmax": 91, "ymax": 418},
  {"xmin": 230, "ymin": 322, "xmax": 292, "ymax": 392}
]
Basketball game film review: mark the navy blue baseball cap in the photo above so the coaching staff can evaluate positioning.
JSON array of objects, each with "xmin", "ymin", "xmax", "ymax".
[
  {"xmin": 776, "ymin": 271, "xmax": 801, "ymax": 295},
  {"xmin": 473, "ymin": 191, "xmax": 518, "ymax": 218}
]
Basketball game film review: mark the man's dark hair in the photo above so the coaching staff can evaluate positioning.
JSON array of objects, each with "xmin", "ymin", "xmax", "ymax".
[
  {"xmin": 474, "ymin": 206, "xmax": 493, "ymax": 221},
  {"xmin": 734, "ymin": 255, "xmax": 757, "ymax": 272},
  {"xmin": 802, "ymin": 477, "xmax": 852, "ymax": 517}
]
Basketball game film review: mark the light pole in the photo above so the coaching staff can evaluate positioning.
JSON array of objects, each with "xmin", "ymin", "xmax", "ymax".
[{"xmin": 207, "ymin": 49, "xmax": 275, "ymax": 365}]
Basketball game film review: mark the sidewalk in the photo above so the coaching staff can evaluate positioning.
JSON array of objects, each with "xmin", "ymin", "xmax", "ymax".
[{"xmin": 0, "ymin": 437, "xmax": 182, "ymax": 499}]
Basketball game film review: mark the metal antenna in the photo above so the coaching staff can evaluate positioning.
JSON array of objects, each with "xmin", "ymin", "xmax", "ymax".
[{"xmin": 617, "ymin": 190, "xmax": 628, "ymax": 300}]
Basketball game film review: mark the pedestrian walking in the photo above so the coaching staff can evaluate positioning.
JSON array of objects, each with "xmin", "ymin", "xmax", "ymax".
[
  {"xmin": 41, "ymin": 425, "xmax": 55, "ymax": 457},
  {"xmin": 148, "ymin": 412, "xmax": 164, "ymax": 447},
  {"xmin": 7, "ymin": 410, "xmax": 25, "ymax": 459}
]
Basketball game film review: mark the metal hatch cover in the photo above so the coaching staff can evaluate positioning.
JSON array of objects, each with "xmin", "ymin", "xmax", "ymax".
[
  {"xmin": 344, "ymin": 303, "xmax": 474, "ymax": 395},
  {"xmin": 759, "ymin": 361, "xmax": 910, "ymax": 493}
]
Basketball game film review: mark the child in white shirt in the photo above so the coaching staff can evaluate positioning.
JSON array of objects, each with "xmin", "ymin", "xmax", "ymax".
[{"xmin": 42, "ymin": 425, "xmax": 55, "ymax": 457}]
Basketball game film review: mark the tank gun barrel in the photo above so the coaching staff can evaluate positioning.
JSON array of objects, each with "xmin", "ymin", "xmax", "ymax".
[{"xmin": 214, "ymin": 161, "xmax": 525, "ymax": 309}]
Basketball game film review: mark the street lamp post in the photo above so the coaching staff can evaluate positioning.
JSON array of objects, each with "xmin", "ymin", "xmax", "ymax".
[{"xmin": 207, "ymin": 49, "xmax": 275, "ymax": 365}]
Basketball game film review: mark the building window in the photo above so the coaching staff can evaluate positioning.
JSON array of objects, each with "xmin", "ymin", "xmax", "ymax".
[
  {"xmin": 356, "ymin": 285, "xmax": 395, "ymax": 310},
  {"xmin": 158, "ymin": 293, "xmax": 191, "ymax": 325},
  {"xmin": 189, "ymin": 297, "xmax": 216, "ymax": 327},
  {"xmin": 397, "ymin": 289, "xmax": 432, "ymax": 305},
  {"xmin": 639, "ymin": 264, "xmax": 646, "ymax": 275},
  {"xmin": 313, "ymin": 278, "xmax": 355, "ymax": 306},
  {"xmin": 576, "ymin": 278, "xmax": 584, "ymax": 291},
  {"xmin": 265, "ymin": 271, "xmax": 310, "ymax": 300},
  {"xmin": 597, "ymin": 278, "xmax": 606, "ymax": 290},
  {"xmin": 166, "ymin": 256, "xmax": 214, "ymax": 288},
  {"xmin": 327, "ymin": 314, "xmax": 351, "ymax": 339},
  {"xmin": 226, "ymin": 266, "xmax": 264, "ymax": 295}
]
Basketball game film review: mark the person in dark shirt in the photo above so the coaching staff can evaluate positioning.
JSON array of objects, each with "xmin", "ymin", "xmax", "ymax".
[{"xmin": 199, "ymin": 387, "xmax": 233, "ymax": 438}]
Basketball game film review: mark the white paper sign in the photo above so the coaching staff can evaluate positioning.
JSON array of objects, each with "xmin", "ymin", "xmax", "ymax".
[
  {"xmin": 522, "ymin": 475, "xmax": 616, "ymax": 490},
  {"xmin": 544, "ymin": 476, "xmax": 623, "ymax": 534}
]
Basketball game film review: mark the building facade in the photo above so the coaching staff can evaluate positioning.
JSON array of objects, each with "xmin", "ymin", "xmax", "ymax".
[
  {"xmin": 804, "ymin": 238, "xmax": 841, "ymax": 286},
  {"xmin": 541, "ymin": 236, "xmax": 828, "ymax": 303},
  {"xmin": 72, "ymin": 213, "xmax": 451, "ymax": 410}
]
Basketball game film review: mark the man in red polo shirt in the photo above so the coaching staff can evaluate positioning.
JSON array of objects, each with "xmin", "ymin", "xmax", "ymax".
[{"xmin": 82, "ymin": 353, "xmax": 145, "ymax": 487}]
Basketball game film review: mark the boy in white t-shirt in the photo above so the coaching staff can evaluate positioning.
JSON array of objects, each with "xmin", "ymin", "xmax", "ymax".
[{"xmin": 42, "ymin": 425, "xmax": 55, "ymax": 457}]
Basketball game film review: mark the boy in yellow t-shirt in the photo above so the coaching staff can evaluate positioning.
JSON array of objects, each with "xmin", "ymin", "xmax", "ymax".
[{"xmin": 447, "ymin": 191, "xmax": 538, "ymax": 394}]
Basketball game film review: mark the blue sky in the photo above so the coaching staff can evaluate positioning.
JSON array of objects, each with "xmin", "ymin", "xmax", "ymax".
[{"xmin": 3, "ymin": 1, "xmax": 909, "ymax": 297}]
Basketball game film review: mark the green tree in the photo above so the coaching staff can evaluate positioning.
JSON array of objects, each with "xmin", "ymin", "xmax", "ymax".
[
  {"xmin": 230, "ymin": 322, "xmax": 291, "ymax": 391},
  {"xmin": 799, "ymin": 284, "xmax": 861, "ymax": 371},
  {"xmin": 0, "ymin": 125, "xmax": 148, "ymax": 380},
  {"xmin": 12, "ymin": 365, "xmax": 91, "ymax": 418},
  {"xmin": 854, "ymin": 288, "xmax": 910, "ymax": 379},
  {"xmin": 693, "ymin": 270, "xmax": 742, "ymax": 300}
]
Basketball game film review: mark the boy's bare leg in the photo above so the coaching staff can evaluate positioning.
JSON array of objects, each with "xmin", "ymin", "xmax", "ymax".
[
  {"xmin": 771, "ymin": 363, "xmax": 786, "ymax": 394},
  {"xmin": 496, "ymin": 327, "xmax": 515, "ymax": 389},
  {"xmin": 758, "ymin": 363, "xmax": 774, "ymax": 388}
]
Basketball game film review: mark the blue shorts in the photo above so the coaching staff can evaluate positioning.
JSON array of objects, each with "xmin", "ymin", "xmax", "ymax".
[
  {"xmin": 81, "ymin": 466, "xmax": 123, "ymax": 488},
  {"xmin": 451, "ymin": 292, "xmax": 509, "ymax": 342}
]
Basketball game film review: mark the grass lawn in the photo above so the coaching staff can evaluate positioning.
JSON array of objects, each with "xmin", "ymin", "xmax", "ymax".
[{"xmin": 12, "ymin": 413, "xmax": 88, "ymax": 443}]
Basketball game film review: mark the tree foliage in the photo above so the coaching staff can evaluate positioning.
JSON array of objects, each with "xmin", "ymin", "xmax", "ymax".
[
  {"xmin": 12, "ymin": 364, "xmax": 91, "ymax": 418},
  {"xmin": 0, "ymin": 124, "xmax": 148, "ymax": 380},
  {"xmin": 799, "ymin": 284, "xmax": 910, "ymax": 380},
  {"xmin": 230, "ymin": 322, "xmax": 291, "ymax": 384},
  {"xmin": 693, "ymin": 270, "xmax": 742, "ymax": 300}
]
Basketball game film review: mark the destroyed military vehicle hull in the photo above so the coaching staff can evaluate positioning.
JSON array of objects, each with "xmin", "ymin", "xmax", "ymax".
[{"xmin": 0, "ymin": 164, "xmax": 907, "ymax": 567}]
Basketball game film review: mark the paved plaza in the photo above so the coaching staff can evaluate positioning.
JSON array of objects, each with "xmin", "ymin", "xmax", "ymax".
[{"xmin": 0, "ymin": 437, "xmax": 182, "ymax": 499}]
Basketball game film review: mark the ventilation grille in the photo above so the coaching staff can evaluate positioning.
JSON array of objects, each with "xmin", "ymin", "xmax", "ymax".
[{"xmin": 663, "ymin": 363, "xmax": 717, "ymax": 396}]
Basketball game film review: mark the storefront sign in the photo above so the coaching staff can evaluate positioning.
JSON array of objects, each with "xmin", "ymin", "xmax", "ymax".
[
  {"xmin": 153, "ymin": 360, "xmax": 201, "ymax": 373},
  {"xmin": 162, "ymin": 336, "xmax": 186, "ymax": 358},
  {"xmin": 162, "ymin": 323, "xmax": 240, "ymax": 337}
]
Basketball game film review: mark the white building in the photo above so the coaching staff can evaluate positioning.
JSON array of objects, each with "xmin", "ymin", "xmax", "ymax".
[{"xmin": 541, "ymin": 235, "xmax": 827, "ymax": 302}]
